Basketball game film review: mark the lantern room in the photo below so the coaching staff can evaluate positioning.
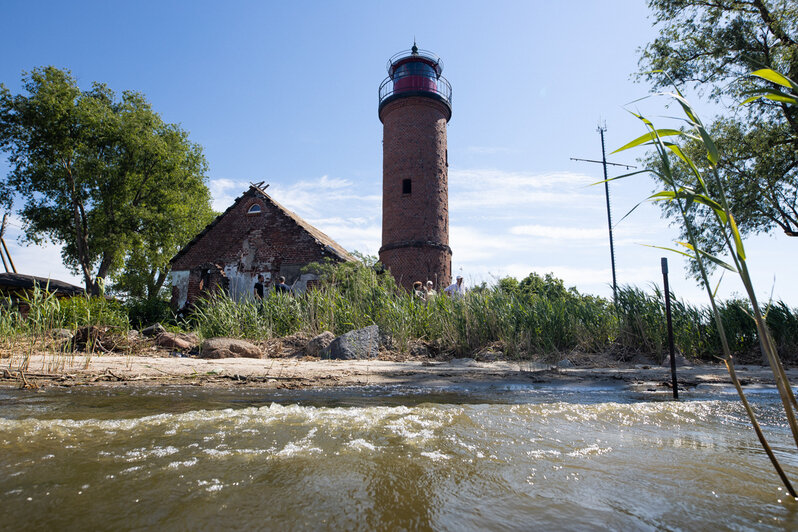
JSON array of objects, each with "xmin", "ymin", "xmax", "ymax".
[{"xmin": 378, "ymin": 43, "xmax": 452, "ymax": 118}]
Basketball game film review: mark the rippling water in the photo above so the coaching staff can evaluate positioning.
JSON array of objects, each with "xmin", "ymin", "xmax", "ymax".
[{"xmin": 1, "ymin": 384, "xmax": 797, "ymax": 531}]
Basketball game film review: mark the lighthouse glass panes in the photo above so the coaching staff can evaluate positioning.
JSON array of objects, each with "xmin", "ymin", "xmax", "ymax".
[{"xmin": 393, "ymin": 62, "xmax": 437, "ymax": 92}]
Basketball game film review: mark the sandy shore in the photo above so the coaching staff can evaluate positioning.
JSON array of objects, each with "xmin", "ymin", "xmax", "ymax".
[{"xmin": 2, "ymin": 352, "xmax": 795, "ymax": 391}]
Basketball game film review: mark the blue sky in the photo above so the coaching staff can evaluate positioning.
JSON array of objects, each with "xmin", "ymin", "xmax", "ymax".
[{"xmin": 1, "ymin": 1, "xmax": 795, "ymax": 304}]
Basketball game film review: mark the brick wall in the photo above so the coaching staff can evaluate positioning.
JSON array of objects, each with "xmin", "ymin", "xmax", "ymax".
[{"xmin": 379, "ymin": 95, "xmax": 451, "ymax": 289}]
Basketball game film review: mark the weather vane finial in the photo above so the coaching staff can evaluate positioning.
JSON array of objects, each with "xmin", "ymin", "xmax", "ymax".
[{"xmin": 411, "ymin": 39, "xmax": 418, "ymax": 55}]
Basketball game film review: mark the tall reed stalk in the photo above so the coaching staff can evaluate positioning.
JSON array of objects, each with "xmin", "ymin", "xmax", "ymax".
[{"xmin": 613, "ymin": 69, "xmax": 798, "ymax": 496}]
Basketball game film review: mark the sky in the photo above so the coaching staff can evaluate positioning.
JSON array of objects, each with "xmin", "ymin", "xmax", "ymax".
[{"xmin": 0, "ymin": 0, "xmax": 795, "ymax": 305}]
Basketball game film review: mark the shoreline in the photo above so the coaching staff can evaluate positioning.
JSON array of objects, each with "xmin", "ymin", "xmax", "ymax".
[{"xmin": 2, "ymin": 353, "xmax": 795, "ymax": 392}]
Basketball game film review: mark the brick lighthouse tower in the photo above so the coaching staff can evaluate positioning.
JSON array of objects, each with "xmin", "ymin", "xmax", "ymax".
[{"xmin": 378, "ymin": 44, "xmax": 452, "ymax": 290}]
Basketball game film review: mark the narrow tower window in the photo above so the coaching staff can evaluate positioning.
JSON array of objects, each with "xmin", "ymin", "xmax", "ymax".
[{"xmin": 402, "ymin": 179, "xmax": 412, "ymax": 195}]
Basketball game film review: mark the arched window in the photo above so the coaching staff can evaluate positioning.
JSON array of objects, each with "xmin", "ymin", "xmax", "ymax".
[{"xmin": 247, "ymin": 204, "xmax": 262, "ymax": 214}]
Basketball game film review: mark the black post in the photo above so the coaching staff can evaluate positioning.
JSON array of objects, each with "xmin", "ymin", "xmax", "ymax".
[{"xmin": 661, "ymin": 257, "xmax": 678, "ymax": 399}]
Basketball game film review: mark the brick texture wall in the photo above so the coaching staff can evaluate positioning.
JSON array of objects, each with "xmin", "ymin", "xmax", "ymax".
[{"xmin": 379, "ymin": 95, "xmax": 451, "ymax": 289}]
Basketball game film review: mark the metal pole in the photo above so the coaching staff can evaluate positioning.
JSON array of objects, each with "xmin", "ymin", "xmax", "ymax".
[
  {"xmin": 661, "ymin": 257, "xmax": 678, "ymax": 399},
  {"xmin": 598, "ymin": 126, "xmax": 618, "ymax": 303}
]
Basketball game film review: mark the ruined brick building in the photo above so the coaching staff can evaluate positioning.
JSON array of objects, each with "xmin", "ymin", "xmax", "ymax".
[
  {"xmin": 169, "ymin": 184, "xmax": 354, "ymax": 310},
  {"xmin": 378, "ymin": 44, "xmax": 452, "ymax": 290}
]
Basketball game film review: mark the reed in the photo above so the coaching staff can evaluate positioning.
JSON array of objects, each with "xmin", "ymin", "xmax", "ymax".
[{"xmin": 613, "ymin": 69, "xmax": 798, "ymax": 496}]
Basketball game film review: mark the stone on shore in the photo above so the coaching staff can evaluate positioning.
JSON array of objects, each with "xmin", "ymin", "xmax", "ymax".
[
  {"xmin": 307, "ymin": 331, "xmax": 335, "ymax": 357},
  {"xmin": 200, "ymin": 338, "xmax": 262, "ymax": 359},
  {"xmin": 156, "ymin": 332, "xmax": 199, "ymax": 351},
  {"xmin": 321, "ymin": 325, "xmax": 379, "ymax": 360}
]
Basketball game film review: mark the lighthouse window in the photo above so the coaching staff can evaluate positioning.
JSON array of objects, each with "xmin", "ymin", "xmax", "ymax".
[{"xmin": 402, "ymin": 179, "xmax": 412, "ymax": 195}]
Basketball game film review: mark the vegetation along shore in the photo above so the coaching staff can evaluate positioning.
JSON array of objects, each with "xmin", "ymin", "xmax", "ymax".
[{"xmin": 2, "ymin": 259, "xmax": 797, "ymax": 390}]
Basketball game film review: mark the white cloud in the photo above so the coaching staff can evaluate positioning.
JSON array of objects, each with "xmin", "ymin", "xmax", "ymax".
[
  {"xmin": 449, "ymin": 168, "xmax": 602, "ymax": 211},
  {"xmin": 208, "ymin": 178, "xmax": 249, "ymax": 211},
  {"xmin": 268, "ymin": 175, "xmax": 380, "ymax": 218},
  {"xmin": 466, "ymin": 146, "xmax": 511, "ymax": 155}
]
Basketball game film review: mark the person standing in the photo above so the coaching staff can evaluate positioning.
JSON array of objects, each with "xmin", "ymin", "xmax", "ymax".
[
  {"xmin": 274, "ymin": 276, "xmax": 292, "ymax": 294},
  {"xmin": 424, "ymin": 280, "xmax": 437, "ymax": 299},
  {"xmin": 444, "ymin": 275, "xmax": 466, "ymax": 299},
  {"xmin": 254, "ymin": 274, "xmax": 265, "ymax": 300},
  {"xmin": 412, "ymin": 281, "xmax": 425, "ymax": 300}
]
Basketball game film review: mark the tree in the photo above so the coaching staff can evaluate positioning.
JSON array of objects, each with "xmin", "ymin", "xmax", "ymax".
[
  {"xmin": 637, "ymin": 0, "xmax": 798, "ymax": 271},
  {"xmin": 0, "ymin": 66, "xmax": 214, "ymax": 297}
]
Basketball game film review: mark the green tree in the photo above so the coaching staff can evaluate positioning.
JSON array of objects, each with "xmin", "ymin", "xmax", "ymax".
[
  {"xmin": 0, "ymin": 66, "xmax": 214, "ymax": 296},
  {"xmin": 637, "ymin": 0, "xmax": 798, "ymax": 271}
]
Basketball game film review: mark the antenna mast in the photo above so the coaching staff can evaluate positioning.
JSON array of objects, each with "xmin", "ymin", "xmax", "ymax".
[
  {"xmin": 597, "ymin": 124, "xmax": 617, "ymax": 303},
  {"xmin": 570, "ymin": 123, "xmax": 634, "ymax": 303}
]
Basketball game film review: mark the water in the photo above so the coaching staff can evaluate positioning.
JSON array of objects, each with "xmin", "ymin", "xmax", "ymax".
[{"xmin": 1, "ymin": 384, "xmax": 797, "ymax": 531}]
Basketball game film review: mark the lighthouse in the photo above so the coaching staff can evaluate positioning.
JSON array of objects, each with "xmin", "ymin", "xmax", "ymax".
[{"xmin": 378, "ymin": 44, "xmax": 452, "ymax": 290}]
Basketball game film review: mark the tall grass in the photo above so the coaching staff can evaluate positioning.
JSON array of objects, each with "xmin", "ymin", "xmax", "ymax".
[
  {"xmin": 180, "ymin": 262, "xmax": 798, "ymax": 362},
  {"xmin": 1, "ymin": 283, "xmax": 131, "ymax": 372},
  {"xmin": 3, "ymin": 269, "xmax": 796, "ymax": 365}
]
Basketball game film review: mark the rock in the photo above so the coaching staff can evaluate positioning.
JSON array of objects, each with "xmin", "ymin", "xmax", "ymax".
[
  {"xmin": 200, "ymin": 338, "xmax": 262, "ymax": 359},
  {"xmin": 475, "ymin": 350, "xmax": 501, "ymax": 362},
  {"xmin": 127, "ymin": 330, "xmax": 140, "ymax": 342},
  {"xmin": 72, "ymin": 325, "xmax": 125, "ymax": 352},
  {"xmin": 142, "ymin": 323, "xmax": 166, "ymax": 337},
  {"xmin": 662, "ymin": 352, "xmax": 689, "ymax": 367},
  {"xmin": 307, "ymin": 331, "xmax": 335, "ymax": 357},
  {"xmin": 408, "ymin": 341, "xmax": 430, "ymax": 357},
  {"xmin": 155, "ymin": 332, "xmax": 196, "ymax": 351},
  {"xmin": 321, "ymin": 325, "xmax": 379, "ymax": 360},
  {"xmin": 557, "ymin": 358, "xmax": 574, "ymax": 368},
  {"xmin": 51, "ymin": 328, "xmax": 74, "ymax": 340}
]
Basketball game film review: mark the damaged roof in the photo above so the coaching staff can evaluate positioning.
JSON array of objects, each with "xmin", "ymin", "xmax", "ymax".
[
  {"xmin": 0, "ymin": 273, "xmax": 85, "ymax": 296},
  {"xmin": 170, "ymin": 184, "xmax": 356, "ymax": 265}
]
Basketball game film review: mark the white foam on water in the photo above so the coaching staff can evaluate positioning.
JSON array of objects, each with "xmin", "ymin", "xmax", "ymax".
[
  {"xmin": 197, "ymin": 478, "xmax": 224, "ymax": 493},
  {"xmin": 566, "ymin": 444, "xmax": 613, "ymax": 458},
  {"xmin": 420, "ymin": 451, "xmax": 450, "ymax": 461},
  {"xmin": 168, "ymin": 457, "xmax": 199, "ymax": 469},
  {"xmin": 346, "ymin": 439, "xmax": 377, "ymax": 451}
]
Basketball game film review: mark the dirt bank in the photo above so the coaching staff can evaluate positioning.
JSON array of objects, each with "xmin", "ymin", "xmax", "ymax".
[{"xmin": 2, "ymin": 351, "xmax": 795, "ymax": 392}]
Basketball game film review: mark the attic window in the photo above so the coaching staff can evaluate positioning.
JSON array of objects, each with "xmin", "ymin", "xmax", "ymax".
[
  {"xmin": 402, "ymin": 179, "xmax": 412, "ymax": 195},
  {"xmin": 247, "ymin": 204, "xmax": 262, "ymax": 214}
]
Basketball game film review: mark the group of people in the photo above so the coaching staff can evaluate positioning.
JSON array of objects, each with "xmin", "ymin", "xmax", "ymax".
[
  {"xmin": 253, "ymin": 274, "xmax": 292, "ymax": 299},
  {"xmin": 413, "ymin": 275, "xmax": 466, "ymax": 301}
]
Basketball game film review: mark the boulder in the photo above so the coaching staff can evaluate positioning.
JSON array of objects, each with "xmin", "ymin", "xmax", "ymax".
[
  {"xmin": 321, "ymin": 325, "xmax": 379, "ymax": 360},
  {"xmin": 200, "ymin": 338, "xmax": 262, "ymax": 359},
  {"xmin": 142, "ymin": 323, "xmax": 166, "ymax": 337},
  {"xmin": 557, "ymin": 358, "xmax": 574, "ymax": 368},
  {"xmin": 51, "ymin": 328, "xmax": 74, "ymax": 340},
  {"xmin": 307, "ymin": 331, "xmax": 335, "ymax": 357},
  {"xmin": 155, "ymin": 332, "xmax": 198, "ymax": 351}
]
